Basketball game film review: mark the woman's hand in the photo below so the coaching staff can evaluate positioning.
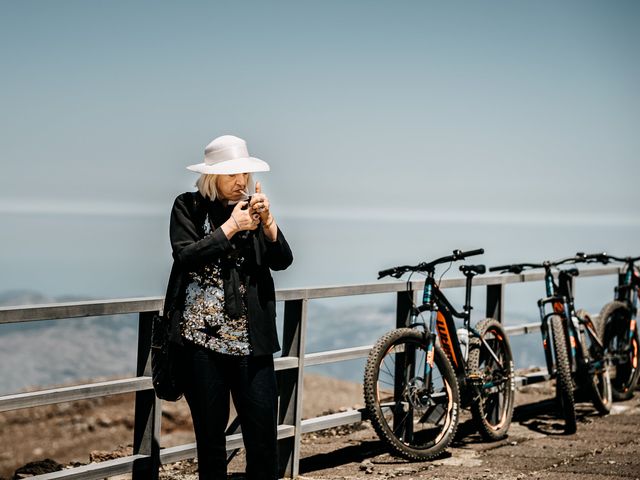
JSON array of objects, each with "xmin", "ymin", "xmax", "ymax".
[
  {"xmin": 250, "ymin": 181, "xmax": 277, "ymax": 242},
  {"xmin": 250, "ymin": 182, "xmax": 271, "ymax": 223},
  {"xmin": 221, "ymin": 200, "xmax": 260, "ymax": 239}
]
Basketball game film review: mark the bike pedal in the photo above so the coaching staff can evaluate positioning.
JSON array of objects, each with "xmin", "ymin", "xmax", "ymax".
[{"xmin": 467, "ymin": 372, "xmax": 483, "ymax": 385}]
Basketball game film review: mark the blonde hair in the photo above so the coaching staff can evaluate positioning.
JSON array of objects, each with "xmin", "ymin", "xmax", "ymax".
[{"xmin": 196, "ymin": 173, "xmax": 254, "ymax": 201}]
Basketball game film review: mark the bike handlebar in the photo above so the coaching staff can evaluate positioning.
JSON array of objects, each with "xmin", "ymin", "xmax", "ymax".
[
  {"xmin": 377, "ymin": 265, "xmax": 413, "ymax": 279},
  {"xmin": 551, "ymin": 256, "xmax": 581, "ymax": 267},
  {"xmin": 575, "ymin": 252, "xmax": 610, "ymax": 264},
  {"xmin": 377, "ymin": 248, "xmax": 485, "ymax": 279},
  {"xmin": 425, "ymin": 248, "xmax": 485, "ymax": 269},
  {"xmin": 490, "ymin": 252, "xmax": 640, "ymax": 276},
  {"xmin": 489, "ymin": 263, "xmax": 542, "ymax": 274},
  {"xmin": 460, "ymin": 248, "xmax": 485, "ymax": 258},
  {"xmin": 490, "ymin": 255, "xmax": 582, "ymax": 274},
  {"xmin": 575, "ymin": 251, "xmax": 640, "ymax": 264}
]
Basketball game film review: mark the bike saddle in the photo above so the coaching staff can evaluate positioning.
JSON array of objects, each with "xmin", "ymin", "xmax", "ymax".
[
  {"xmin": 563, "ymin": 267, "xmax": 580, "ymax": 277},
  {"xmin": 460, "ymin": 264, "xmax": 486, "ymax": 275}
]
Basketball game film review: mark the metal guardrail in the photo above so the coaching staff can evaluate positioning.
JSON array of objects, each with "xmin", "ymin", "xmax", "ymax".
[{"xmin": 0, "ymin": 266, "xmax": 620, "ymax": 479}]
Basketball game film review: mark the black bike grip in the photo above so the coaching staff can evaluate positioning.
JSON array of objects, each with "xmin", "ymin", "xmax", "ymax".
[
  {"xmin": 489, "ymin": 264, "xmax": 510, "ymax": 272},
  {"xmin": 460, "ymin": 248, "xmax": 484, "ymax": 258},
  {"xmin": 378, "ymin": 268, "xmax": 395, "ymax": 279}
]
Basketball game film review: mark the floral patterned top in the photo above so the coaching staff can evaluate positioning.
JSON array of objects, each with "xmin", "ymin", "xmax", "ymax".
[{"xmin": 180, "ymin": 214, "xmax": 252, "ymax": 355}]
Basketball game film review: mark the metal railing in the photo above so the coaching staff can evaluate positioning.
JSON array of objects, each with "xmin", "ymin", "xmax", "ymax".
[{"xmin": 0, "ymin": 266, "xmax": 620, "ymax": 479}]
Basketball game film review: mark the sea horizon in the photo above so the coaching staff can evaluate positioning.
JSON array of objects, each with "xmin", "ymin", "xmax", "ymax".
[{"xmin": 1, "ymin": 212, "xmax": 638, "ymax": 394}]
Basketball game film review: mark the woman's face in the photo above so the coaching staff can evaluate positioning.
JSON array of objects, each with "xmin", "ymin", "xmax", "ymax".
[{"xmin": 216, "ymin": 173, "xmax": 249, "ymax": 201}]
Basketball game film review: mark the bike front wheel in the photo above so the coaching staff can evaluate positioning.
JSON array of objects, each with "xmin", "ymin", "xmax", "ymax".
[
  {"xmin": 598, "ymin": 301, "xmax": 640, "ymax": 401},
  {"xmin": 363, "ymin": 328, "xmax": 460, "ymax": 461},
  {"xmin": 550, "ymin": 315, "xmax": 577, "ymax": 433},
  {"xmin": 468, "ymin": 318, "xmax": 515, "ymax": 441}
]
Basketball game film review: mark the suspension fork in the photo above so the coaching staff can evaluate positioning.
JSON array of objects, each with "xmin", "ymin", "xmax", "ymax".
[
  {"xmin": 420, "ymin": 277, "xmax": 438, "ymax": 386},
  {"xmin": 539, "ymin": 307, "xmax": 556, "ymax": 376},
  {"xmin": 631, "ymin": 284, "xmax": 639, "ymax": 343},
  {"xmin": 565, "ymin": 309, "xmax": 579, "ymax": 369},
  {"xmin": 423, "ymin": 309, "xmax": 439, "ymax": 389},
  {"xmin": 618, "ymin": 264, "xmax": 639, "ymax": 335}
]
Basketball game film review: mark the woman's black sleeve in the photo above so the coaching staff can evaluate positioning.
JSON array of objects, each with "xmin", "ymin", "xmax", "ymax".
[
  {"xmin": 170, "ymin": 195, "xmax": 232, "ymax": 270},
  {"xmin": 264, "ymin": 227, "xmax": 293, "ymax": 271}
]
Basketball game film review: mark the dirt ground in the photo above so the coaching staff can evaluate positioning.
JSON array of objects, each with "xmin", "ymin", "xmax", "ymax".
[
  {"xmin": 0, "ymin": 374, "xmax": 371, "ymax": 478},
  {"xmin": 160, "ymin": 381, "xmax": 640, "ymax": 480},
  {"xmin": 289, "ymin": 393, "xmax": 640, "ymax": 480},
  {"xmin": 2, "ymin": 375, "xmax": 640, "ymax": 479}
]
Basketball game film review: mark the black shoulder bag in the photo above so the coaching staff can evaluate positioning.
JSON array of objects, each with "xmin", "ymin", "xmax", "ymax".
[
  {"xmin": 151, "ymin": 191, "xmax": 206, "ymax": 401},
  {"xmin": 151, "ymin": 310, "xmax": 185, "ymax": 401}
]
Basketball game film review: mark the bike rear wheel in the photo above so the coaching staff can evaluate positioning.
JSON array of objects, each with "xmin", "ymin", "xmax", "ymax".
[
  {"xmin": 598, "ymin": 301, "xmax": 640, "ymax": 401},
  {"xmin": 468, "ymin": 318, "xmax": 515, "ymax": 441},
  {"xmin": 363, "ymin": 328, "xmax": 460, "ymax": 460},
  {"xmin": 549, "ymin": 315, "xmax": 577, "ymax": 434},
  {"xmin": 576, "ymin": 309, "xmax": 612, "ymax": 414}
]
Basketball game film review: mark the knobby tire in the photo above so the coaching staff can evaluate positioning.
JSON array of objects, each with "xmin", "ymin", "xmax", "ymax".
[
  {"xmin": 597, "ymin": 301, "xmax": 640, "ymax": 401},
  {"xmin": 467, "ymin": 318, "xmax": 516, "ymax": 441},
  {"xmin": 549, "ymin": 315, "xmax": 577, "ymax": 434},
  {"xmin": 363, "ymin": 328, "xmax": 460, "ymax": 461}
]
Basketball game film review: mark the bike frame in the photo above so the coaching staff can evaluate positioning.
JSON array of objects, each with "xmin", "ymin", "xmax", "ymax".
[
  {"xmin": 538, "ymin": 266, "xmax": 604, "ymax": 378},
  {"xmin": 612, "ymin": 260, "xmax": 640, "ymax": 366},
  {"xmin": 413, "ymin": 273, "xmax": 504, "ymax": 405},
  {"xmin": 616, "ymin": 261, "xmax": 640, "ymax": 317}
]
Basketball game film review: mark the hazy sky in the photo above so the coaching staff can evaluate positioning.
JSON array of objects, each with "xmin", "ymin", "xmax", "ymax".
[
  {"xmin": 3, "ymin": 1, "xmax": 640, "ymax": 396},
  {"xmin": 1, "ymin": 1, "xmax": 639, "ymax": 224}
]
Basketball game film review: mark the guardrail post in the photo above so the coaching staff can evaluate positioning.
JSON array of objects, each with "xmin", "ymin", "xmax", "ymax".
[
  {"xmin": 396, "ymin": 288, "xmax": 415, "ymax": 328},
  {"xmin": 391, "ymin": 287, "xmax": 415, "ymax": 437},
  {"xmin": 486, "ymin": 284, "xmax": 504, "ymax": 323},
  {"xmin": 278, "ymin": 298, "xmax": 308, "ymax": 479},
  {"xmin": 132, "ymin": 311, "xmax": 161, "ymax": 479}
]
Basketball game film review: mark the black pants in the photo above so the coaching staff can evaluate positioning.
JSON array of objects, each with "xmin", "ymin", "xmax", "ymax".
[{"xmin": 183, "ymin": 344, "xmax": 279, "ymax": 480}]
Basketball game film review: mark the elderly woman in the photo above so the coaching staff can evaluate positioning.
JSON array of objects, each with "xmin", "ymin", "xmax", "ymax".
[{"xmin": 163, "ymin": 135, "xmax": 293, "ymax": 479}]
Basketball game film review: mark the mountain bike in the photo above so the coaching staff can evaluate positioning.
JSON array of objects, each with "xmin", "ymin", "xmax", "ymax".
[
  {"xmin": 490, "ymin": 255, "xmax": 612, "ymax": 434},
  {"xmin": 575, "ymin": 252, "xmax": 640, "ymax": 400},
  {"xmin": 364, "ymin": 249, "xmax": 515, "ymax": 461}
]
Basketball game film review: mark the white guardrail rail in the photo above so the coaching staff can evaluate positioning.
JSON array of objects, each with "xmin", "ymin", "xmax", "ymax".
[{"xmin": 0, "ymin": 265, "xmax": 620, "ymax": 479}]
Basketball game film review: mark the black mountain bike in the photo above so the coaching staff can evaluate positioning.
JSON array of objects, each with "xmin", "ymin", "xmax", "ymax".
[
  {"xmin": 490, "ymin": 255, "xmax": 612, "ymax": 434},
  {"xmin": 364, "ymin": 249, "xmax": 515, "ymax": 461},
  {"xmin": 575, "ymin": 252, "xmax": 640, "ymax": 400}
]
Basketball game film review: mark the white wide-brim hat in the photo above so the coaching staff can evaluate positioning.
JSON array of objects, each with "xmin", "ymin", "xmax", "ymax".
[{"xmin": 187, "ymin": 135, "xmax": 270, "ymax": 175}]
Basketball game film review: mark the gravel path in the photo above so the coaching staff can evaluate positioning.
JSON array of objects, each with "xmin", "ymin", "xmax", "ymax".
[
  {"xmin": 3, "ymin": 376, "xmax": 638, "ymax": 479},
  {"xmin": 291, "ymin": 392, "xmax": 640, "ymax": 480},
  {"xmin": 160, "ymin": 384, "xmax": 640, "ymax": 480}
]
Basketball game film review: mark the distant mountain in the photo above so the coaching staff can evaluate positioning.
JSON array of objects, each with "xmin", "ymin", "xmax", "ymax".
[
  {"xmin": 0, "ymin": 290, "xmax": 138, "ymax": 395},
  {"xmin": 0, "ymin": 289, "xmax": 107, "ymax": 307},
  {"xmin": 0, "ymin": 290, "xmax": 56, "ymax": 306}
]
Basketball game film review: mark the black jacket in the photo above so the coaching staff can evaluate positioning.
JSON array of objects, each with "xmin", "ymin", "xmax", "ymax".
[{"xmin": 162, "ymin": 191, "xmax": 293, "ymax": 356}]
